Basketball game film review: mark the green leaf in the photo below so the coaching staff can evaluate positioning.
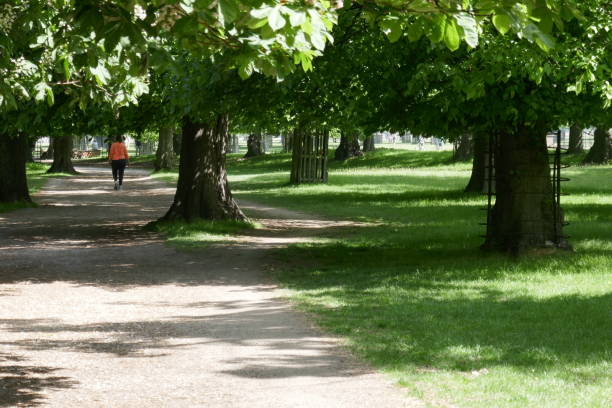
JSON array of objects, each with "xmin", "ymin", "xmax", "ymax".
[
  {"xmin": 90, "ymin": 64, "xmax": 110, "ymax": 85},
  {"xmin": 250, "ymin": 7, "xmax": 272, "ymax": 19},
  {"xmin": 268, "ymin": 6, "xmax": 286, "ymax": 31},
  {"xmin": 45, "ymin": 87, "xmax": 54, "ymax": 106},
  {"xmin": 455, "ymin": 13, "xmax": 478, "ymax": 48},
  {"xmin": 380, "ymin": 18, "xmax": 402, "ymax": 43},
  {"xmin": 492, "ymin": 13, "xmax": 512, "ymax": 34},
  {"xmin": 310, "ymin": 31, "xmax": 326, "ymax": 51},
  {"xmin": 407, "ymin": 21, "xmax": 423, "ymax": 42},
  {"xmin": 63, "ymin": 57, "xmax": 71, "ymax": 80},
  {"xmin": 429, "ymin": 15, "xmax": 447, "ymax": 43},
  {"xmin": 238, "ymin": 60, "xmax": 255, "ymax": 79},
  {"xmin": 289, "ymin": 11, "xmax": 306, "ymax": 27},
  {"xmin": 444, "ymin": 19, "xmax": 460, "ymax": 51},
  {"xmin": 218, "ymin": 0, "xmax": 239, "ymax": 26}
]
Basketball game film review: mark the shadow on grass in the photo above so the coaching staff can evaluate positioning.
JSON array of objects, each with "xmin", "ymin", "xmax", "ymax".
[
  {"xmin": 273, "ymin": 237, "xmax": 612, "ymax": 381},
  {"xmin": 0, "ymin": 353, "xmax": 77, "ymax": 407}
]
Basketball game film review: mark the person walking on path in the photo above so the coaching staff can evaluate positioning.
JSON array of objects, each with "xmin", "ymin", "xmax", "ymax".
[{"xmin": 108, "ymin": 135, "xmax": 129, "ymax": 190}]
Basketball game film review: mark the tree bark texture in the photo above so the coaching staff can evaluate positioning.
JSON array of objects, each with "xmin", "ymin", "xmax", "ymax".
[
  {"xmin": 334, "ymin": 132, "xmax": 362, "ymax": 161},
  {"xmin": 567, "ymin": 125, "xmax": 584, "ymax": 154},
  {"xmin": 362, "ymin": 134, "xmax": 375, "ymax": 152},
  {"xmin": 452, "ymin": 133, "xmax": 474, "ymax": 162},
  {"xmin": 162, "ymin": 115, "xmax": 247, "ymax": 222},
  {"xmin": 483, "ymin": 126, "xmax": 567, "ymax": 253},
  {"xmin": 0, "ymin": 133, "xmax": 31, "ymax": 203},
  {"xmin": 290, "ymin": 128, "xmax": 329, "ymax": 184},
  {"xmin": 464, "ymin": 133, "xmax": 489, "ymax": 193},
  {"xmin": 583, "ymin": 127, "xmax": 612, "ymax": 164},
  {"xmin": 47, "ymin": 136, "xmax": 77, "ymax": 174},
  {"xmin": 244, "ymin": 132, "xmax": 264, "ymax": 158},
  {"xmin": 154, "ymin": 127, "xmax": 176, "ymax": 171}
]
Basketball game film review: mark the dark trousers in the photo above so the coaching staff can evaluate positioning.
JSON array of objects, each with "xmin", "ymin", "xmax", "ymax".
[{"xmin": 111, "ymin": 159, "xmax": 127, "ymax": 185}]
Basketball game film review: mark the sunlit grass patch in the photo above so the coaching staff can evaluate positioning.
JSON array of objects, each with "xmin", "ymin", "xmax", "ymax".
[
  {"xmin": 149, "ymin": 218, "xmax": 258, "ymax": 247},
  {"xmin": 157, "ymin": 148, "xmax": 612, "ymax": 407}
]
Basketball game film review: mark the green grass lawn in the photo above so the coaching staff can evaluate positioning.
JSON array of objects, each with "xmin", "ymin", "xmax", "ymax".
[{"xmin": 154, "ymin": 149, "xmax": 612, "ymax": 407}]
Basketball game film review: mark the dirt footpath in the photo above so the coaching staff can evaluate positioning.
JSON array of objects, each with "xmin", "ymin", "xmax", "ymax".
[{"xmin": 0, "ymin": 166, "xmax": 420, "ymax": 407}]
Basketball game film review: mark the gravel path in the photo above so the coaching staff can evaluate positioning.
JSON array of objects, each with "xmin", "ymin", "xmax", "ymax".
[{"xmin": 0, "ymin": 166, "xmax": 420, "ymax": 407}]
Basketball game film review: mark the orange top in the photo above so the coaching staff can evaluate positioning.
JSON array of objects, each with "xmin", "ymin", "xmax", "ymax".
[{"xmin": 108, "ymin": 142, "xmax": 129, "ymax": 161}]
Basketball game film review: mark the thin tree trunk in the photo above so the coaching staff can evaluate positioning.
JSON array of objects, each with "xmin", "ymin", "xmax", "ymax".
[
  {"xmin": 0, "ymin": 133, "xmax": 31, "ymax": 203},
  {"xmin": 482, "ymin": 125, "xmax": 568, "ymax": 254},
  {"xmin": 162, "ymin": 115, "xmax": 247, "ymax": 222},
  {"xmin": 583, "ymin": 127, "xmax": 612, "ymax": 164},
  {"xmin": 229, "ymin": 133, "xmax": 240, "ymax": 153},
  {"xmin": 41, "ymin": 136, "xmax": 54, "ymax": 159},
  {"xmin": 154, "ymin": 127, "xmax": 176, "ymax": 171},
  {"xmin": 47, "ymin": 136, "xmax": 77, "ymax": 174},
  {"xmin": 465, "ymin": 133, "xmax": 488, "ymax": 192},
  {"xmin": 282, "ymin": 132, "xmax": 292, "ymax": 153},
  {"xmin": 334, "ymin": 131, "xmax": 362, "ymax": 161},
  {"xmin": 452, "ymin": 133, "xmax": 473, "ymax": 162},
  {"xmin": 244, "ymin": 131, "xmax": 264, "ymax": 158},
  {"xmin": 567, "ymin": 125, "xmax": 583, "ymax": 154},
  {"xmin": 362, "ymin": 134, "xmax": 375, "ymax": 152}
]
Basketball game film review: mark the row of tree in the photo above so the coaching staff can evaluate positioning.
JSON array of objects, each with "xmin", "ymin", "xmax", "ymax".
[{"xmin": 1, "ymin": 1, "xmax": 610, "ymax": 254}]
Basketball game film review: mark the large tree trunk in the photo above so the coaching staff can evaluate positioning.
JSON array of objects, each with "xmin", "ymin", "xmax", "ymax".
[
  {"xmin": 583, "ymin": 127, "xmax": 612, "ymax": 164},
  {"xmin": 244, "ymin": 132, "xmax": 264, "ymax": 158},
  {"xmin": 465, "ymin": 133, "xmax": 489, "ymax": 193},
  {"xmin": 173, "ymin": 129, "xmax": 182, "ymax": 155},
  {"xmin": 483, "ymin": 126, "xmax": 568, "ymax": 254},
  {"xmin": 47, "ymin": 136, "xmax": 77, "ymax": 174},
  {"xmin": 567, "ymin": 125, "xmax": 583, "ymax": 154},
  {"xmin": 334, "ymin": 131, "xmax": 362, "ymax": 161},
  {"xmin": 154, "ymin": 127, "xmax": 176, "ymax": 171},
  {"xmin": 0, "ymin": 133, "xmax": 31, "ymax": 203},
  {"xmin": 452, "ymin": 133, "xmax": 473, "ymax": 162},
  {"xmin": 162, "ymin": 115, "xmax": 247, "ymax": 222},
  {"xmin": 362, "ymin": 134, "xmax": 375, "ymax": 152}
]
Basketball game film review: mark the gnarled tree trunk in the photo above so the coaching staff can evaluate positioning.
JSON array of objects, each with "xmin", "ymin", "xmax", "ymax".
[
  {"xmin": 452, "ymin": 133, "xmax": 473, "ymax": 162},
  {"xmin": 244, "ymin": 132, "xmax": 264, "ymax": 158},
  {"xmin": 47, "ymin": 136, "xmax": 77, "ymax": 174},
  {"xmin": 154, "ymin": 127, "xmax": 176, "ymax": 171},
  {"xmin": 334, "ymin": 131, "xmax": 362, "ymax": 161},
  {"xmin": 567, "ymin": 125, "xmax": 583, "ymax": 154},
  {"xmin": 465, "ymin": 133, "xmax": 489, "ymax": 193},
  {"xmin": 583, "ymin": 127, "xmax": 612, "ymax": 164},
  {"xmin": 482, "ymin": 125, "xmax": 568, "ymax": 254},
  {"xmin": 362, "ymin": 134, "xmax": 375, "ymax": 152},
  {"xmin": 162, "ymin": 115, "xmax": 247, "ymax": 222},
  {"xmin": 0, "ymin": 133, "xmax": 31, "ymax": 203}
]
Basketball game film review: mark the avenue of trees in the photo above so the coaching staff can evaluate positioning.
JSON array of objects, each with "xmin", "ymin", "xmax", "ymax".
[{"xmin": 1, "ymin": 0, "xmax": 610, "ymax": 253}]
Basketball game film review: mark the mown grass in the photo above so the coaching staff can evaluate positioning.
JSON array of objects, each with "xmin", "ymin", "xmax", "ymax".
[
  {"xmin": 154, "ymin": 148, "xmax": 611, "ymax": 407},
  {"xmin": 148, "ymin": 218, "xmax": 258, "ymax": 247}
]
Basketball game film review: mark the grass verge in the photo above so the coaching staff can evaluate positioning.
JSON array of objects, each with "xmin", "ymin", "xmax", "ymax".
[
  {"xmin": 230, "ymin": 149, "xmax": 611, "ymax": 408},
  {"xmin": 148, "ymin": 219, "xmax": 257, "ymax": 247},
  {"xmin": 153, "ymin": 148, "xmax": 611, "ymax": 407}
]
